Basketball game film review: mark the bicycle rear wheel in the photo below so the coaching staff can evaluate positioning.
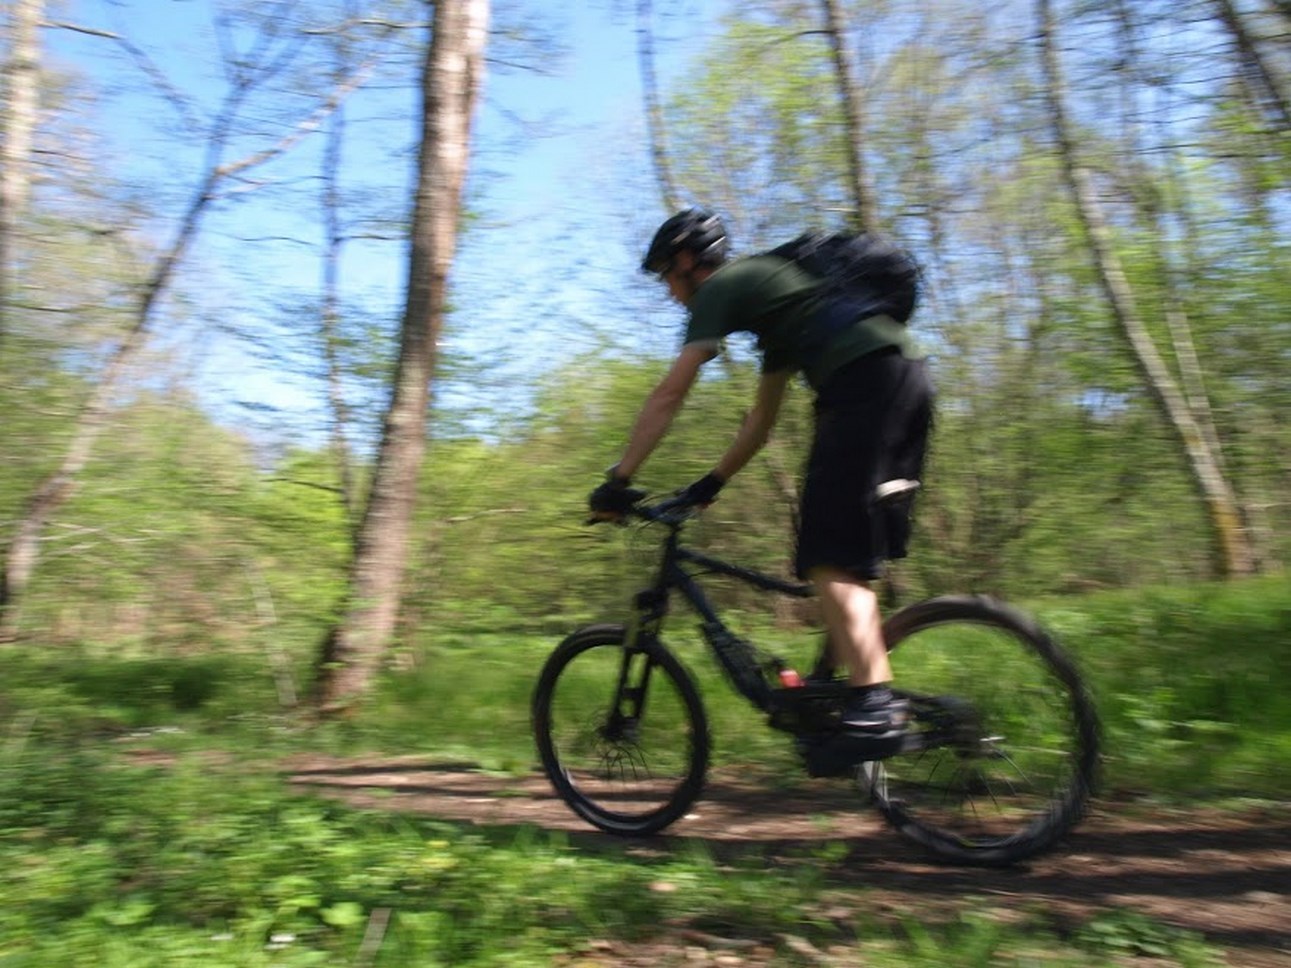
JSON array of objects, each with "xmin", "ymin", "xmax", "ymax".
[
  {"xmin": 533, "ymin": 624, "xmax": 709, "ymax": 836},
  {"xmin": 864, "ymin": 596, "xmax": 1100, "ymax": 866}
]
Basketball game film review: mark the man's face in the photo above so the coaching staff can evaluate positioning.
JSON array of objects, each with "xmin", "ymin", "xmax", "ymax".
[{"xmin": 660, "ymin": 251, "xmax": 698, "ymax": 306}]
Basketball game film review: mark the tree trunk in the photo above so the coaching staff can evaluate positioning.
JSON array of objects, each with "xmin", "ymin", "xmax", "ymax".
[
  {"xmin": 0, "ymin": 0, "xmax": 42, "ymax": 347},
  {"xmin": 1109, "ymin": 0, "xmax": 1236, "ymax": 518},
  {"xmin": 1214, "ymin": 0, "xmax": 1290, "ymax": 131},
  {"xmin": 818, "ymin": 0, "xmax": 877, "ymax": 233},
  {"xmin": 1037, "ymin": 0, "xmax": 1257, "ymax": 579},
  {"xmin": 636, "ymin": 0, "xmax": 680, "ymax": 212},
  {"xmin": 314, "ymin": 0, "xmax": 489, "ymax": 712}
]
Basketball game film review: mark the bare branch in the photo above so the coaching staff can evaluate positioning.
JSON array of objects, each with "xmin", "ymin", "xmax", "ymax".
[
  {"xmin": 760, "ymin": 28, "xmax": 830, "ymax": 49},
  {"xmin": 303, "ymin": 17, "xmax": 425, "ymax": 35},
  {"xmin": 44, "ymin": 19, "xmax": 203, "ymax": 129},
  {"xmin": 443, "ymin": 508, "xmax": 526, "ymax": 524},
  {"xmin": 215, "ymin": 48, "xmax": 386, "ymax": 181},
  {"xmin": 1213, "ymin": 0, "xmax": 1291, "ymax": 130},
  {"xmin": 484, "ymin": 56, "xmax": 553, "ymax": 74},
  {"xmin": 40, "ymin": 19, "xmax": 113, "ymax": 39}
]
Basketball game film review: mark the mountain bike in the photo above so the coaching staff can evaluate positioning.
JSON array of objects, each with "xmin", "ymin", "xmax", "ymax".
[{"xmin": 532, "ymin": 496, "xmax": 1100, "ymax": 866}]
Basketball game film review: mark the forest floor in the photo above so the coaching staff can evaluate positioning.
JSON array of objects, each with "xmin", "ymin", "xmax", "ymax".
[{"xmin": 286, "ymin": 755, "xmax": 1291, "ymax": 967}]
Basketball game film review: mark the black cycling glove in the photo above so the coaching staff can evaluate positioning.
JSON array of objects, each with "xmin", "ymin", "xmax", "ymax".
[
  {"xmin": 678, "ymin": 472, "xmax": 726, "ymax": 507},
  {"xmin": 588, "ymin": 471, "xmax": 645, "ymax": 518}
]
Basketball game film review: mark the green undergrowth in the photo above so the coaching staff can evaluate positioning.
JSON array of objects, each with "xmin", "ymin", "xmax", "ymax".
[
  {"xmin": 0, "ymin": 746, "xmax": 1223, "ymax": 967},
  {"xmin": 1, "ymin": 577, "xmax": 1284, "ymax": 963},
  {"xmin": 1033, "ymin": 575, "xmax": 1291, "ymax": 799}
]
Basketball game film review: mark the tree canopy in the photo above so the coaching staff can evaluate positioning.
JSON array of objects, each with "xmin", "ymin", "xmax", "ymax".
[{"xmin": 0, "ymin": 0, "xmax": 1286, "ymax": 698}]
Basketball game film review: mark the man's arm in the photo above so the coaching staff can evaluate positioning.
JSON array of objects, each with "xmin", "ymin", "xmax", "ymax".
[
  {"xmin": 713, "ymin": 369, "xmax": 791, "ymax": 481},
  {"xmin": 614, "ymin": 342, "xmax": 717, "ymax": 480}
]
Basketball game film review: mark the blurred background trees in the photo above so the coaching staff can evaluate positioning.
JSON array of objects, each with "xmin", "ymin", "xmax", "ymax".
[{"xmin": 0, "ymin": 0, "xmax": 1286, "ymax": 704}]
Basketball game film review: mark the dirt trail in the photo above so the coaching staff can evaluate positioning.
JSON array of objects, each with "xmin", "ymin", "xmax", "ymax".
[{"xmin": 288, "ymin": 755, "xmax": 1291, "ymax": 966}]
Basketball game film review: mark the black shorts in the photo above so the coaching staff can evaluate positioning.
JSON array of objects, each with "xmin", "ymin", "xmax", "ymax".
[{"xmin": 794, "ymin": 348, "xmax": 934, "ymax": 581}]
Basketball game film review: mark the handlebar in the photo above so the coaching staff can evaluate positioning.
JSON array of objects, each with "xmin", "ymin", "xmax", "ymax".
[
  {"xmin": 588, "ymin": 493, "xmax": 703, "ymax": 528},
  {"xmin": 591, "ymin": 492, "xmax": 814, "ymax": 598},
  {"xmin": 631, "ymin": 494, "xmax": 703, "ymax": 526}
]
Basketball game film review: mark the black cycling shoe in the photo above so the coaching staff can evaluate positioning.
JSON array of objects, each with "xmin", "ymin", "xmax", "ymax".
[
  {"xmin": 797, "ymin": 688, "xmax": 911, "ymax": 776},
  {"xmin": 840, "ymin": 686, "xmax": 909, "ymax": 738}
]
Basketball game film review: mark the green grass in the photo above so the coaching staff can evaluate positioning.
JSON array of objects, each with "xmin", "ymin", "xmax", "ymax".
[
  {"xmin": 0, "ymin": 743, "xmax": 1224, "ymax": 966},
  {"xmin": 1, "ymin": 576, "xmax": 1286, "ymax": 964}
]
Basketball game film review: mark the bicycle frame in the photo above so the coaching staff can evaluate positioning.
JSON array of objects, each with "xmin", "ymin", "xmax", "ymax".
[
  {"xmin": 540, "ymin": 508, "xmax": 1100, "ymax": 858},
  {"xmin": 623, "ymin": 504, "xmax": 824, "ymax": 714}
]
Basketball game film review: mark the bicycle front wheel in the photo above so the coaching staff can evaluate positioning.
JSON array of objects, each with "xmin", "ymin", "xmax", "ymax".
[
  {"xmin": 533, "ymin": 624, "xmax": 709, "ymax": 836},
  {"xmin": 865, "ymin": 596, "xmax": 1100, "ymax": 866}
]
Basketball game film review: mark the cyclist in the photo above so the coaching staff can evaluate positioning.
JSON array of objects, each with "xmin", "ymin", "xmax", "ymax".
[{"xmin": 588, "ymin": 208, "xmax": 933, "ymax": 748}]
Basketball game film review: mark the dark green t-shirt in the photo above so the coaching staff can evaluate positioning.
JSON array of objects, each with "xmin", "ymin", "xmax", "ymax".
[{"xmin": 683, "ymin": 255, "xmax": 912, "ymax": 389}]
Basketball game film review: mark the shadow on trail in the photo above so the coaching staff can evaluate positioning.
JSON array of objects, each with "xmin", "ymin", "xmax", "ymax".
[{"xmin": 287, "ymin": 756, "xmax": 1291, "ymax": 963}]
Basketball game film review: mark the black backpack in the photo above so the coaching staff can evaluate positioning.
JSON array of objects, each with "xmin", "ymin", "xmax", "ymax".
[{"xmin": 766, "ymin": 231, "xmax": 920, "ymax": 323}]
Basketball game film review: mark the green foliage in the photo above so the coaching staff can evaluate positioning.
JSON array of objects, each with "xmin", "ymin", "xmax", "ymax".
[
  {"xmin": 665, "ymin": 5, "xmax": 852, "ymax": 237},
  {"xmin": 1039, "ymin": 575, "xmax": 1291, "ymax": 797},
  {"xmin": 1074, "ymin": 911, "xmax": 1221, "ymax": 966},
  {"xmin": 0, "ymin": 740, "xmax": 823, "ymax": 965},
  {"xmin": 0, "ymin": 337, "xmax": 95, "ymax": 531},
  {"xmin": 0, "ymin": 648, "xmax": 283, "ymax": 761},
  {"xmin": 0, "ymin": 573, "xmax": 1276, "ymax": 965},
  {"xmin": 1, "ymin": 0, "xmax": 1285, "ymax": 691}
]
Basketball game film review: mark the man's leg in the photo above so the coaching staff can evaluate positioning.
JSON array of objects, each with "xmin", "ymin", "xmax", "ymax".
[
  {"xmin": 810, "ymin": 565, "xmax": 891, "ymax": 686},
  {"xmin": 810, "ymin": 565, "xmax": 905, "ymax": 737}
]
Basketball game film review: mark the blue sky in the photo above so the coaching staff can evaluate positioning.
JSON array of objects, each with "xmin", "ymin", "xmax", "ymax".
[{"xmin": 41, "ymin": 0, "xmax": 719, "ymax": 444}]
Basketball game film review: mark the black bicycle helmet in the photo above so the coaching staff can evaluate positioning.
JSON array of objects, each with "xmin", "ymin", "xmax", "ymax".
[{"xmin": 641, "ymin": 208, "xmax": 730, "ymax": 274}]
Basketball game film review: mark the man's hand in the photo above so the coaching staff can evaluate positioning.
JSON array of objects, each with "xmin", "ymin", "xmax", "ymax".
[
  {"xmin": 588, "ymin": 473, "xmax": 646, "ymax": 522},
  {"xmin": 677, "ymin": 472, "xmax": 725, "ymax": 507}
]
